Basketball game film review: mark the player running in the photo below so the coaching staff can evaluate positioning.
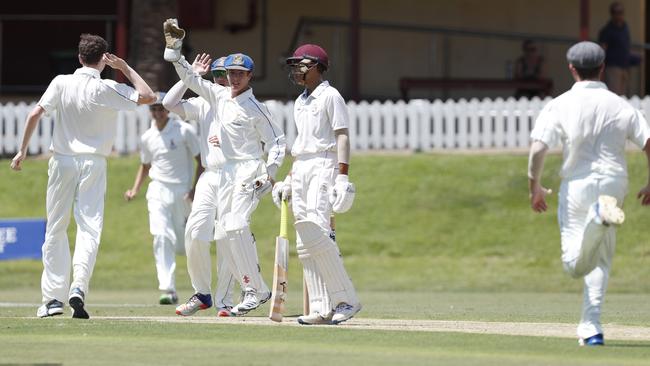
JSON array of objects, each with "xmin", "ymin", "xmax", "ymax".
[
  {"xmin": 273, "ymin": 44, "xmax": 362, "ymax": 325},
  {"xmin": 124, "ymin": 92, "xmax": 202, "ymax": 306},
  {"xmin": 163, "ymin": 54, "xmax": 241, "ymax": 317},
  {"xmin": 528, "ymin": 41, "xmax": 650, "ymax": 346},
  {"xmin": 163, "ymin": 19, "xmax": 286, "ymax": 315},
  {"xmin": 10, "ymin": 34, "xmax": 156, "ymax": 319}
]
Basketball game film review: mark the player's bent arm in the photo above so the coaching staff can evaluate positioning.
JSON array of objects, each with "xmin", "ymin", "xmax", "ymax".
[
  {"xmin": 125, "ymin": 164, "xmax": 150, "ymax": 201},
  {"xmin": 528, "ymin": 140, "xmax": 551, "ymax": 212},
  {"xmin": 335, "ymin": 128, "xmax": 351, "ymax": 175},
  {"xmin": 162, "ymin": 80, "xmax": 189, "ymax": 119},
  {"xmin": 10, "ymin": 105, "xmax": 46, "ymax": 171},
  {"xmin": 254, "ymin": 109, "xmax": 286, "ymax": 180},
  {"xmin": 103, "ymin": 53, "xmax": 156, "ymax": 104},
  {"xmin": 636, "ymin": 138, "xmax": 650, "ymax": 205}
]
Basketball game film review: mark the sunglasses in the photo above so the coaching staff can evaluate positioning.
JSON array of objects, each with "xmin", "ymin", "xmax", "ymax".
[{"xmin": 212, "ymin": 70, "xmax": 227, "ymax": 78}]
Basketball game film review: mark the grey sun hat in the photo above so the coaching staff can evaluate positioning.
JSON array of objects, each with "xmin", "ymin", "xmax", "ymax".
[{"xmin": 566, "ymin": 41, "xmax": 605, "ymax": 69}]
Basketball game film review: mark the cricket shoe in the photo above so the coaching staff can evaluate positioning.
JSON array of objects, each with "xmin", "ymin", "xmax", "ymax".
[
  {"xmin": 331, "ymin": 302, "xmax": 362, "ymax": 325},
  {"xmin": 36, "ymin": 299, "xmax": 64, "ymax": 318},
  {"xmin": 579, "ymin": 333, "xmax": 604, "ymax": 346},
  {"xmin": 216, "ymin": 306, "xmax": 234, "ymax": 317},
  {"xmin": 297, "ymin": 311, "xmax": 333, "ymax": 325},
  {"xmin": 175, "ymin": 293, "xmax": 212, "ymax": 316},
  {"xmin": 595, "ymin": 195, "xmax": 624, "ymax": 226},
  {"xmin": 69, "ymin": 288, "xmax": 89, "ymax": 319},
  {"xmin": 159, "ymin": 291, "xmax": 178, "ymax": 305},
  {"xmin": 230, "ymin": 288, "xmax": 271, "ymax": 316}
]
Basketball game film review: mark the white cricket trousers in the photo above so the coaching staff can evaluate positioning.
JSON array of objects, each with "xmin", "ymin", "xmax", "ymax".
[
  {"xmin": 146, "ymin": 180, "xmax": 190, "ymax": 292},
  {"xmin": 292, "ymin": 151, "xmax": 358, "ymax": 315},
  {"xmin": 558, "ymin": 174, "xmax": 627, "ymax": 340},
  {"xmin": 41, "ymin": 154, "xmax": 106, "ymax": 304},
  {"xmin": 184, "ymin": 169, "xmax": 237, "ymax": 307},
  {"xmin": 217, "ymin": 159, "xmax": 268, "ymax": 294}
]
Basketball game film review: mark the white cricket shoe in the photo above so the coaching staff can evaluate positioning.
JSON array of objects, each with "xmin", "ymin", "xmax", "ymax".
[
  {"xmin": 175, "ymin": 293, "xmax": 212, "ymax": 316},
  {"xmin": 37, "ymin": 299, "xmax": 64, "ymax": 318},
  {"xmin": 297, "ymin": 311, "xmax": 333, "ymax": 325},
  {"xmin": 596, "ymin": 195, "xmax": 625, "ymax": 226},
  {"xmin": 331, "ymin": 302, "xmax": 362, "ymax": 325},
  {"xmin": 230, "ymin": 288, "xmax": 271, "ymax": 316}
]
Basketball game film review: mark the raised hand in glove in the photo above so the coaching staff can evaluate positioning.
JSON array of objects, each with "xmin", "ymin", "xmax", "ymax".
[
  {"xmin": 163, "ymin": 18, "xmax": 186, "ymax": 62},
  {"xmin": 329, "ymin": 174, "xmax": 355, "ymax": 213}
]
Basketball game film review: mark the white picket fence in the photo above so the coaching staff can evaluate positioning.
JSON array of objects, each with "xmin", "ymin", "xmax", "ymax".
[{"xmin": 3, "ymin": 96, "xmax": 650, "ymax": 155}]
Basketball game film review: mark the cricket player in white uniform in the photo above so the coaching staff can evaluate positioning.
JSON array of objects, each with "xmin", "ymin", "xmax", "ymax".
[
  {"xmin": 10, "ymin": 34, "xmax": 156, "ymax": 319},
  {"xmin": 528, "ymin": 41, "xmax": 650, "ymax": 346},
  {"xmin": 124, "ymin": 92, "xmax": 202, "ymax": 305},
  {"xmin": 163, "ymin": 54, "xmax": 241, "ymax": 317},
  {"xmin": 273, "ymin": 44, "xmax": 361, "ymax": 325},
  {"xmin": 163, "ymin": 19, "xmax": 286, "ymax": 315}
]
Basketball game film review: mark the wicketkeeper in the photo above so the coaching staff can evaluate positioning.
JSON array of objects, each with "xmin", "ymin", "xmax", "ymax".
[{"xmin": 163, "ymin": 19, "xmax": 286, "ymax": 315}]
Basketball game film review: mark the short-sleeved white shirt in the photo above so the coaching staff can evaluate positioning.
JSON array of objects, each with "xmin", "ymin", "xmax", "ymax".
[
  {"xmin": 140, "ymin": 119, "xmax": 200, "ymax": 187},
  {"xmin": 531, "ymin": 81, "xmax": 650, "ymax": 179},
  {"xmin": 181, "ymin": 97, "xmax": 226, "ymax": 170},
  {"xmin": 38, "ymin": 67, "xmax": 139, "ymax": 156},
  {"xmin": 291, "ymin": 80, "xmax": 349, "ymax": 156}
]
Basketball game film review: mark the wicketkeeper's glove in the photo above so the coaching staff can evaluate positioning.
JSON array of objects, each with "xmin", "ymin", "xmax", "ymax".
[
  {"xmin": 330, "ymin": 174, "xmax": 355, "ymax": 213},
  {"xmin": 247, "ymin": 174, "xmax": 273, "ymax": 200},
  {"xmin": 163, "ymin": 18, "xmax": 185, "ymax": 62}
]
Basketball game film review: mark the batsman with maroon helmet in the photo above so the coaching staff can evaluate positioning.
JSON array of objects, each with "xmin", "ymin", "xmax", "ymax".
[{"xmin": 273, "ymin": 44, "xmax": 362, "ymax": 325}]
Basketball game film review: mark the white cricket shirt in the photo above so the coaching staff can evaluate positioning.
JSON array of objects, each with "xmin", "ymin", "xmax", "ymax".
[
  {"xmin": 173, "ymin": 58, "xmax": 286, "ymax": 174},
  {"xmin": 531, "ymin": 81, "xmax": 650, "ymax": 179},
  {"xmin": 140, "ymin": 118, "xmax": 200, "ymax": 187},
  {"xmin": 291, "ymin": 80, "xmax": 349, "ymax": 157},
  {"xmin": 37, "ymin": 67, "xmax": 140, "ymax": 156},
  {"xmin": 181, "ymin": 97, "xmax": 226, "ymax": 170}
]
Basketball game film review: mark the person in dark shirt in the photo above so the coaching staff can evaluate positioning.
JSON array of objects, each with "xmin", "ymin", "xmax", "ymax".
[
  {"xmin": 598, "ymin": 2, "xmax": 640, "ymax": 96},
  {"xmin": 514, "ymin": 39, "xmax": 547, "ymax": 99}
]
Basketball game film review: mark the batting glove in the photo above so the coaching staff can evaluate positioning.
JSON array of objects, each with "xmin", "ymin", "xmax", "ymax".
[
  {"xmin": 272, "ymin": 176, "xmax": 292, "ymax": 209},
  {"xmin": 330, "ymin": 174, "xmax": 355, "ymax": 213},
  {"xmin": 163, "ymin": 18, "xmax": 185, "ymax": 62}
]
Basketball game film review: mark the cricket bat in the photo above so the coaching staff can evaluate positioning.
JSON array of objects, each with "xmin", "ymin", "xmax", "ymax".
[{"xmin": 269, "ymin": 199, "xmax": 289, "ymax": 322}]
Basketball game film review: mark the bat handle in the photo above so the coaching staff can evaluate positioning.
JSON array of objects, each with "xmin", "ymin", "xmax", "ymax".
[{"xmin": 280, "ymin": 200, "xmax": 288, "ymax": 238}]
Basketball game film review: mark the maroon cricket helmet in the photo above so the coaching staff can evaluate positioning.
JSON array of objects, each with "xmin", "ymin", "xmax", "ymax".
[{"xmin": 286, "ymin": 44, "xmax": 329, "ymax": 70}]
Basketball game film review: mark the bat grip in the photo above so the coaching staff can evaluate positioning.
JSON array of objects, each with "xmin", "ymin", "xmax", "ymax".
[{"xmin": 280, "ymin": 200, "xmax": 288, "ymax": 238}]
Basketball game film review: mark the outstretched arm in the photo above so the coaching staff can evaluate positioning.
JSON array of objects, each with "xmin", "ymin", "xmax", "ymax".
[
  {"xmin": 103, "ymin": 53, "xmax": 156, "ymax": 105},
  {"xmin": 10, "ymin": 105, "xmax": 46, "ymax": 171},
  {"xmin": 528, "ymin": 140, "xmax": 552, "ymax": 213}
]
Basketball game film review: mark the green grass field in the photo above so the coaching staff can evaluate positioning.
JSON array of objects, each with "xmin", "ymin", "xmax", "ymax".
[{"xmin": 2, "ymin": 152, "xmax": 650, "ymax": 365}]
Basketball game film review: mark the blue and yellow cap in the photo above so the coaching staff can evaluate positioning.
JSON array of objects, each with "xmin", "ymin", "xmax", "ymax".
[{"xmin": 225, "ymin": 53, "xmax": 254, "ymax": 72}]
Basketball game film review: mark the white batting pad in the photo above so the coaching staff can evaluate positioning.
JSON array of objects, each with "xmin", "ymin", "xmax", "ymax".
[
  {"xmin": 226, "ymin": 227, "xmax": 268, "ymax": 294},
  {"xmin": 297, "ymin": 237, "xmax": 332, "ymax": 315},
  {"xmin": 295, "ymin": 220, "xmax": 358, "ymax": 307}
]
